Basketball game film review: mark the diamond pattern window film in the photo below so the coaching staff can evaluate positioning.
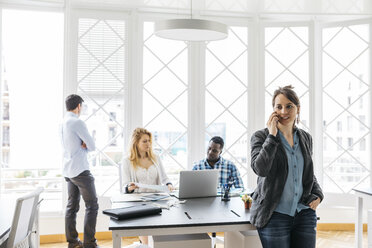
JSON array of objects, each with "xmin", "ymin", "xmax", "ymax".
[
  {"xmin": 322, "ymin": 24, "xmax": 370, "ymax": 193},
  {"xmin": 322, "ymin": 0, "xmax": 364, "ymax": 14},
  {"xmin": 206, "ymin": 0, "xmax": 249, "ymax": 12},
  {"xmin": 143, "ymin": 22, "xmax": 188, "ymax": 186},
  {"xmin": 77, "ymin": 18, "xmax": 126, "ymax": 196},
  {"xmin": 265, "ymin": 26, "xmax": 310, "ymax": 131},
  {"xmin": 205, "ymin": 26, "xmax": 249, "ymax": 184},
  {"xmin": 264, "ymin": 0, "xmax": 305, "ymax": 12}
]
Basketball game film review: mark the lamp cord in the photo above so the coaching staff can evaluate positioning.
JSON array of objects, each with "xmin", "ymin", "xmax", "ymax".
[{"xmin": 190, "ymin": 0, "xmax": 193, "ymax": 19}]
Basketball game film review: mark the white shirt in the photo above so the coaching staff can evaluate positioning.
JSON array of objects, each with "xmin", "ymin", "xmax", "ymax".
[
  {"xmin": 121, "ymin": 155, "xmax": 171, "ymax": 193},
  {"xmin": 135, "ymin": 165, "xmax": 159, "ymax": 192},
  {"xmin": 60, "ymin": 112, "xmax": 95, "ymax": 178}
]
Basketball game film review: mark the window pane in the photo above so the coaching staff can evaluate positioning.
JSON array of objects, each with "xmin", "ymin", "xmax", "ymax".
[
  {"xmin": 77, "ymin": 18, "xmax": 126, "ymax": 196},
  {"xmin": 205, "ymin": 26, "xmax": 249, "ymax": 185},
  {"xmin": 143, "ymin": 22, "xmax": 188, "ymax": 186},
  {"xmin": 265, "ymin": 26, "xmax": 309, "ymax": 131},
  {"xmin": 322, "ymin": 24, "xmax": 370, "ymax": 193},
  {"xmin": 1, "ymin": 10, "xmax": 64, "ymax": 212}
]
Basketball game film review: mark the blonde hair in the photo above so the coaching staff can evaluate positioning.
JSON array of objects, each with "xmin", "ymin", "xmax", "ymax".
[{"xmin": 129, "ymin": 128, "xmax": 157, "ymax": 168}]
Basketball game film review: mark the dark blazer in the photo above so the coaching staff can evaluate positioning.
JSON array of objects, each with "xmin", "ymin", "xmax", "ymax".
[{"xmin": 250, "ymin": 128, "xmax": 324, "ymax": 228}]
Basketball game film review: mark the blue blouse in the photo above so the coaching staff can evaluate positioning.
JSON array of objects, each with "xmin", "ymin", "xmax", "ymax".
[{"xmin": 275, "ymin": 129, "xmax": 309, "ymax": 216}]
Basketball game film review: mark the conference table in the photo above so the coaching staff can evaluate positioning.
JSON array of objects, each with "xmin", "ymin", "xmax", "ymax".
[
  {"xmin": 0, "ymin": 198, "xmax": 15, "ymax": 247},
  {"xmin": 108, "ymin": 196, "xmax": 252, "ymax": 248}
]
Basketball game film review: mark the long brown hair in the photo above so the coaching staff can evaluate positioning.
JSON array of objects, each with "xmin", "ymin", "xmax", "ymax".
[
  {"xmin": 272, "ymin": 85, "xmax": 301, "ymax": 124},
  {"xmin": 129, "ymin": 128, "xmax": 157, "ymax": 168}
]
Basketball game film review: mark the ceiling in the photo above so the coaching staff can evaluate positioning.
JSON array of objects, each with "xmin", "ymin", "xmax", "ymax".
[{"xmin": 1, "ymin": 0, "xmax": 371, "ymax": 20}]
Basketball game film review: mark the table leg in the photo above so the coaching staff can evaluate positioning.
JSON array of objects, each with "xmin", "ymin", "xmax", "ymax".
[
  {"xmin": 356, "ymin": 196, "xmax": 363, "ymax": 248},
  {"xmin": 211, "ymin": 232, "xmax": 216, "ymax": 248},
  {"xmin": 112, "ymin": 231, "xmax": 121, "ymax": 248}
]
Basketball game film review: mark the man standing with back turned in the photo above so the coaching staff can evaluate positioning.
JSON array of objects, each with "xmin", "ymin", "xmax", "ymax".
[{"xmin": 61, "ymin": 94, "xmax": 100, "ymax": 248}]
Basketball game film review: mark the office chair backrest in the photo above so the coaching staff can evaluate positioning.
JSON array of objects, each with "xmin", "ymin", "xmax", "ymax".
[
  {"xmin": 119, "ymin": 164, "xmax": 124, "ymax": 194},
  {"xmin": 6, "ymin": 187, "xmax": 43, "ymax": 248}
]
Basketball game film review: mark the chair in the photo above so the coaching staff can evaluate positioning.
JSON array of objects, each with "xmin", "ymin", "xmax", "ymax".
[
  {"xmin": 119, "ymin": 163, "xmax": 124, "ymax": 193},
  {"xmin": 5, "ymin": 187, "xmax": 43, "ymax": 248}
]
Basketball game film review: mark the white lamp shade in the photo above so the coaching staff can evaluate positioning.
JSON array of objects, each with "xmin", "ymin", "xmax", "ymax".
[{"xmin": 154, "ymin": 19, "xmax": 228, "ymax": 41}]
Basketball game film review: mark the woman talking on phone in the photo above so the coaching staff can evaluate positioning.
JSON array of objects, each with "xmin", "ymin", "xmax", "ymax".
[{"xmin": 250, "ymin": 85, "xmax": 323, "ymax": 248}]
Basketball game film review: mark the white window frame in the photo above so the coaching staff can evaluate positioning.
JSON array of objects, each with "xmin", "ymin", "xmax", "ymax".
[
  {"xmin": 318, "ymin": 18, "xmax": 372, "ymax": 206},
  {"xmin": 0, "ymin": 5, "xmax": 65, "ymax": 215},
  {"xmin": 64, "ymin": 8, "xmax": 129, "ymax": 205},
  {"xmin": 0, "ymin": 1, "xmax": 371, "ymax": 217}
]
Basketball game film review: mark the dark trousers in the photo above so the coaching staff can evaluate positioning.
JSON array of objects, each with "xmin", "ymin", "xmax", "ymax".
[
  {"xmin": 65, "ymin": 170, "xmax": 99, "ymax": 248},
  {"xmin": 257, "ymin": 208, "xmax": 317, "ymax": 248}
]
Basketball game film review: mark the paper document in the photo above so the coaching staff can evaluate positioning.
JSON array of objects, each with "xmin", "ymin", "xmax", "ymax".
[
  {"xmin": 111, "ymin": 192, "xmax": 171, "ymax": 203},
  {"xmin": 135, "ymin": 183, "xmax": 170, "ymax": 193},
  {"xmin": 151, "ymin": 199, "xmax": 186, "ymax": 209},
  {"xmin": 111, "ymin": 193, "xmax": 145, "ymax": 202},
  {"xmin": 140, "ymin": 193, "xmax": 170, "ymax": 201}
]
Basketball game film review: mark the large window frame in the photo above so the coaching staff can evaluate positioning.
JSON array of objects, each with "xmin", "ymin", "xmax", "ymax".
[
  {"xmin": 0, "ymin": 6, "xmax": 65, "ymax": 214},
  {"xmin": 318, "ymin": 18, "xmax": 372, "ymax": 205},
  {"xmin": 0, "ymin": 3, "xmax": 370, "ymax": 219},
  {"xmin": 66, "ymin": 9, "xmax": 129, "ymax": 202}
]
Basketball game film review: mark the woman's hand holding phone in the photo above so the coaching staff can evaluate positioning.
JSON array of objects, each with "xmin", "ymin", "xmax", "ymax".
[{"xmin": 267, "ymin": 112, "xmax": 279, "ymax": 136}]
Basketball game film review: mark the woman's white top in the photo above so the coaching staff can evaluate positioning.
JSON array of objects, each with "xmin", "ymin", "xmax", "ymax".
[
  {"xmin": 121, "ymin": 154, "xmax": 171, "ymax": 193},
  {"xmin": 135, "ymin": 165, "xmax": 158, "ymax": 192}
]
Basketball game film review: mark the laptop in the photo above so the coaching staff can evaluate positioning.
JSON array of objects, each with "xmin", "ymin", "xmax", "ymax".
[{"xmin": 172, "ymin": 170, "xmax": 219, "ymax": 199}]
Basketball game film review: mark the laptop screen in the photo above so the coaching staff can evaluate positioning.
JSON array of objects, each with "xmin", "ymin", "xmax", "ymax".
[{"xmin": 177, "ymin": 170, "xmax": 219, "ymax": 199}]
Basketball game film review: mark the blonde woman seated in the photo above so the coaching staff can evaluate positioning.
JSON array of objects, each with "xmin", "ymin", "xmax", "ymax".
[
  {"xmin": 122, "ymin": 127, "xmax": 173, "ymax": 194},
  {"xmin": 121, "ymin": 128, "xmax": 173, "ymax": 247}
]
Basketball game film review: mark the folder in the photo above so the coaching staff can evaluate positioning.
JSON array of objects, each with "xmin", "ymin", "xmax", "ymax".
[{"xmin": 103, "ymin": 204, "xmax": 162, "ymax": 220}]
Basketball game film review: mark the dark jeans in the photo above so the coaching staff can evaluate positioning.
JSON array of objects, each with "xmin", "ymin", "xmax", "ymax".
[
  {"xmin": 257, "ymin": 208, "xmax": 317, "ymax": 248},
  {"xmin": 65, "ymin": 170, "xmax": 99, "ymax": 248}
]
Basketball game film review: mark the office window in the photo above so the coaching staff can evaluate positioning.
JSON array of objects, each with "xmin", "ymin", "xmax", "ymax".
[
  {"xmin": 0, "ymin": 9, "xmax": 63, "ymax": 211},
  {"xmin": 143, "ymin": 22, "xmax": 188, "ymax": 186},
  {"xmin": 109, "ymin": 127, "xmax": 117, "ymax": 146},
  {"xmin": 264, "ymin": 26, "xmax": 310, "ymax": 131},
  {"xmin": 77, "ymin": 17, "xmax": 126, "ymax": 196},
  {"xmin": 336, "ymin": 137, "xmax": 342, "ymax": 151},
  {"xmin": 348, "ymin": 138, "xmax": 353, "ymax": 151},
  {"xmin": 359, "ymin": 94, "xmax": 363, "ymax": 108},
  {"xmin": 322, "ymin": 23, "xmax": 370, "ymax": 193},
  {"xmin": 347, "ymin": 116, "xmax": 353, "ymax": 131},
  {"xmin": 2, "ymin": 126, "xmax": 9, "ymax": 147},
  {"xmin": 337, "ymin": 121, "xmax": 342, "ymax": 132},
  {"xmin": 205, "ymin": 26, "xmax": 249, "ymax": 184},
  {"xmin": 359, "ymin": 115, "xmax": 366, "ymax": 131},
  {"xmin": 359, "ymin": 138, "xmax": 366, "ymax": 151}
]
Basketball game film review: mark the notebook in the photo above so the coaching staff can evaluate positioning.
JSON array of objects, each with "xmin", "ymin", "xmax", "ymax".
[{"xmin": 172, "ymin": 170, "xmax": 219, "ymax": 199}]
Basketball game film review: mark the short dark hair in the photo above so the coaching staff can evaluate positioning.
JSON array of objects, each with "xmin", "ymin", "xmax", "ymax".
[
  {"xmin": 65, "ymin": 94, "xmax": 84, "ymax": 111},
  {"xmin": 210, "ymin": 136, "xmax": 224, "ymax": 149},
  {"xmin": 272, "ymin": 85, "xmax": 300, "ymax": 108}
]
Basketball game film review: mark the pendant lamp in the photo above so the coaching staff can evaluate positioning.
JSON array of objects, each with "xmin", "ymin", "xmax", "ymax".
[
  {"xmin": 154, "ymin": 1, "xmax": 228, "ymax": 41},
  {"xmin": 155, "ymin": 19, "xmax": 228, "ymax": 41}
]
